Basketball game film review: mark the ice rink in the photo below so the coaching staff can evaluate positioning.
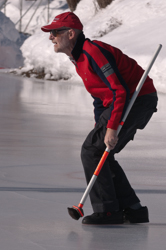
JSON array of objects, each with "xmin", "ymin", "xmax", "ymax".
[{"xmin": 0, "ymin": 72, "xmax": 166, "ymax": 250}]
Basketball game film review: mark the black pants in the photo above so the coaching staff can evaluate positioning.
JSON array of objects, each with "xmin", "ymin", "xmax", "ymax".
[{"xmin": 81, "ymin": 94, "xmax": 158, "ymax": 213}]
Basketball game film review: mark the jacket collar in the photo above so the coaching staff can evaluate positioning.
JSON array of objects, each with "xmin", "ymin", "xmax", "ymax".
[{"xmin": 71, "ymin": 32, "xmax": 86, "ymax": 61}]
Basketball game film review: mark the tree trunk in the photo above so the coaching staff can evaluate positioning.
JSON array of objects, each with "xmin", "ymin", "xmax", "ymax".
[
  {"xmin": 96, "ymin": 0, "xmax": 113, "ymax": 9},
  {"xmin": 66, "ymin": 0, "xmax": 80, "ymax": 12}
]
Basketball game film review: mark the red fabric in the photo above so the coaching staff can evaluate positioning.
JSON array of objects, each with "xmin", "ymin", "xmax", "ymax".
[
  {"xmin": 41, "ymin": 12, "xmax": 83, "ymax": 32},
  {"xmin": 72, "ymin": 38, "xmax": 156, "ymax": 130}
]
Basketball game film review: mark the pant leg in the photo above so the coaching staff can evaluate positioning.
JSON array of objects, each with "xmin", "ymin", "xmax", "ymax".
[
  {"xmin": 101, "ymin": 93, "xmax": 158, "ymax": 155},
  {"xmin": 81, "ymin": 115, "xmax": 140, "ymax": 213},
  {"xmin": 81, "ymin": 117, "xmax": 120, "ymax": 212},
  {"xmin": 109, "ymin": 94, "xmax": 158, "ymax": 208},
  {"xmin": 81, "ymin": 94, "xmax": 158, "ymax": 212}
]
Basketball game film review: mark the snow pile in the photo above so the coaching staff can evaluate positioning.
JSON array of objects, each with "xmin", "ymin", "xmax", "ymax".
[
  {"xmin": 2, "ymin": 0, "xmax": 166, "ymax": 93},
  {"xmin": 15, "ymin": 29, "xmax": 76, "ymax": 81},
  {"xmin": 0, "ymin": 11, "xmax": 24, "ymax": 68}
]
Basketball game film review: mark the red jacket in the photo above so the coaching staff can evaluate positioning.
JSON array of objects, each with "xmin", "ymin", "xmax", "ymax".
[{"xmin": 71, "ymin": 33, "xmax": 156, "ymax": 130}]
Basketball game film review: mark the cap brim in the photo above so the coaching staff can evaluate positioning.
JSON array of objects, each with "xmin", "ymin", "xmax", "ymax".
[{"xmin": 41, "ymin": 23, "xmax": 63, "ymax": 32}]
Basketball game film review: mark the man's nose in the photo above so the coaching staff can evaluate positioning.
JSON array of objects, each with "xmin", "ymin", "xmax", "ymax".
[{"xmin": 49, "ymin": 33, "xmax": 54, "ymax": 40}]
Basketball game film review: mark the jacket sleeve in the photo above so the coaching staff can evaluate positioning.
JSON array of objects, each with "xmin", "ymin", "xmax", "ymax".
[{"xmin": 88, "ymin": 42, "xmax": 130, "ymax": 130}]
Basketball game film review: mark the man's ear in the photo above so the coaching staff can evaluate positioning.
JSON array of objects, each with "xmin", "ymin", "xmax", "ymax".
[{"xmin": 69, "ymin": 29, "xmax": 75, "ymax": 40}]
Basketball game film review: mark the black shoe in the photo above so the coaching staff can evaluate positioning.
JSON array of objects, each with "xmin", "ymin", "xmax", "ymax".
[
  {"xmin": 82, "ymin": 211, "xmax": 124, "ymax": 225},
  {"xmin": 124, "ymin": 206, "xmax": 149, "ymax": 223}
]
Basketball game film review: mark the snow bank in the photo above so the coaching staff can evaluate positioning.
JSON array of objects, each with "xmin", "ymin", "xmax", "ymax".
[
  {"xmin": 16, "ymin": 29, "xmax": 78, "ymax": 81},
  {"xmin": 3, "ymin": 0, "xmax": 166, "ymax": 93},
  {"xmin": 0, "ymin": 11, "xmax": 24, "ymax": 68}
]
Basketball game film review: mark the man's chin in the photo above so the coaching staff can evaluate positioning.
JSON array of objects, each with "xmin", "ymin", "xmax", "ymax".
[
  {"xmin": 54, "ymin": 48, "xmax": 58, "ymax": 53},
  {"xmin": 54, "ymin": 49, "xmax": 65, "ymax": 55},
  {"xmin": 54, "ymin": 47, "xmax": 62, "ymax": 53}
]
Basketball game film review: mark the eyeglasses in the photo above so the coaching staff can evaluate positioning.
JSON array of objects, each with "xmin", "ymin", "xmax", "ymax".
[{"xmin": 50, "ymin": 28, "xmax": 70, "ymax": 37}]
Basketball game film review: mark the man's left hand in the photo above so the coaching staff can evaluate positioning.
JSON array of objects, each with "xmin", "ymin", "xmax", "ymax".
[{"xmin": 104, "ymin": 128, "xmax": 118, "ymax": 150}]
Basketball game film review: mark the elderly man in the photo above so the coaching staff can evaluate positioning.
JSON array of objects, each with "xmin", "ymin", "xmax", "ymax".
[{"xmin": 41, "ymin": 12, "xmax": 158, "ymax": 225}]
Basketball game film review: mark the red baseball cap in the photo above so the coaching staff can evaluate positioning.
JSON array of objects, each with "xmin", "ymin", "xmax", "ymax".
[{"xmin": 41, "ymin": 12, "xmax": 83, "ymax": 32}]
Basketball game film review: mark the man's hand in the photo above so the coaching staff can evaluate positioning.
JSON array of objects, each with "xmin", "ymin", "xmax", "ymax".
[{"xmin": 104, "ymin": 128, "xmax": 118, "ymax": 150}]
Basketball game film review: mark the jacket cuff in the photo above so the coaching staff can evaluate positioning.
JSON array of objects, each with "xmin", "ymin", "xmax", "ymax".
[{"xmin": 106, "ymin": 120, "xmax": 119, "ymax": 130}]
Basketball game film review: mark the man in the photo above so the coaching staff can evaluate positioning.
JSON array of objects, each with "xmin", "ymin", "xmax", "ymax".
[{"xmin": 41, "ymin": 12, "xmax": 158, "ymax": 225}]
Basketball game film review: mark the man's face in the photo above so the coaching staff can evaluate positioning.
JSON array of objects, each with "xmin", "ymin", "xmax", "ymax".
[{"xmin": 49, "ymin": 28, "xmax": 70, "ymax": 54}]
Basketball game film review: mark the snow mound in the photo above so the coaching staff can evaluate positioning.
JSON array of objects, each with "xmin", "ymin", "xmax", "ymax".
[{"xmin": 6, "ymin": 0, "xmax": 166, "ymax": 93}]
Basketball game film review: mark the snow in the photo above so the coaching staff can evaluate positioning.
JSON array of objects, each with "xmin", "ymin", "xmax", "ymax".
[{"xmin": 1, "ymin": 0, "xmax": 165, "ymax": 93}]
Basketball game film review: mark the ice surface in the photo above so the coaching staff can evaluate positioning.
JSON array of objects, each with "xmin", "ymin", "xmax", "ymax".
[{"xmin": 0, "ymin": 72, "xmax": 166, "ymax": 250}]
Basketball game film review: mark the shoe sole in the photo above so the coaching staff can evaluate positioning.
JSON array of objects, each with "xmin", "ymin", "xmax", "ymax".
[
  {"xmin": 125, "ymin": 216, "xmax": 149, "ymax": 223},
  {"xmin": 82, "ymin": 219, "xmax": 124, "ymax": 225},
  {"xmin": 124, "ymin": 207, "xmax": 149, "ymax": 223}
]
